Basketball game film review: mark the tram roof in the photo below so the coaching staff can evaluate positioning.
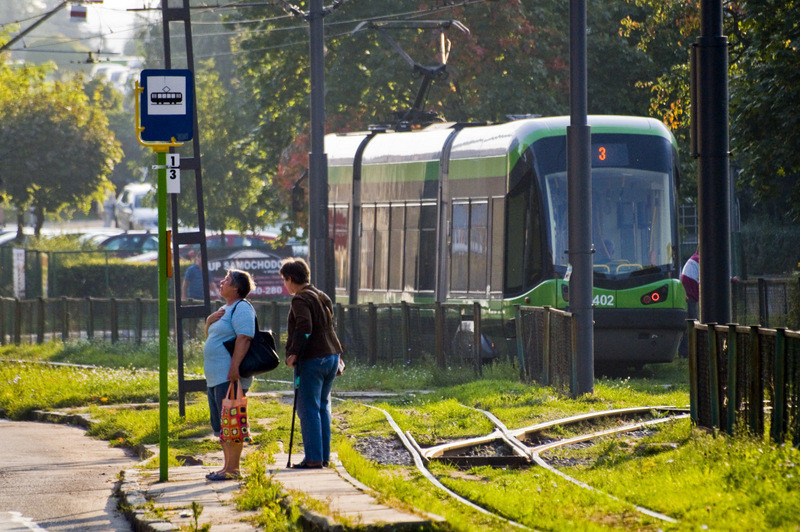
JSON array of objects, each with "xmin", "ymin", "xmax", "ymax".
[{"xmin": 325, "ymin": 115, "xmax": 675, "ymax": 166}]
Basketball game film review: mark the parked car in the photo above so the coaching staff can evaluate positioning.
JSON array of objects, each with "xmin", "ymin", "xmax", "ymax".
[
  {"xmin": 178, "ymin": 231, "xmax": 278, "ymax": 258},
  {"xmin": 115, "ymin": 183, "xmax": 157, "ymax": 230},
  {"xmin": 97, "ymin": 231, "xmax": 159, "ymax": 257},
  {"xmin": 119, "ymin": 231, "xmax": 281, "ymax": 262}
]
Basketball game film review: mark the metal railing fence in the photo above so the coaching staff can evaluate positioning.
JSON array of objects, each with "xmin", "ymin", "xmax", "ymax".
[
  {"xmin": 0, "ymin": 297, "xmax": 579, "ymax": 385},
  {"xmin": 0, "ymin": 297, "xmax": 498, "ymax": 370},
  {"xmin": 689, "ymin": 322, "xmax": 800, "ymax": 447},
  {"xmin": 515, "ymin": 305, "xmax": 576, "ymax": 395},
  {"xmin": 731, "ymin": 277, "xmax": 799, "ymax": 329}
]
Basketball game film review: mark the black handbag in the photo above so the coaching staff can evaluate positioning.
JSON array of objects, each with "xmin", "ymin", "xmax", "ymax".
[{"xmin": 223, "ymin": 300, "xmax": 280, "ymax": 377}]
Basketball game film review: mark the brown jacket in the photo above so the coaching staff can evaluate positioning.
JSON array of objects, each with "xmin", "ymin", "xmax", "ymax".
[{"xmin": 285, "ymin": 285, "xmax": 342, "ymax": 362}]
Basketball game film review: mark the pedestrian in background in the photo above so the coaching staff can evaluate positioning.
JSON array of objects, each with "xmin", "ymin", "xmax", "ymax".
[
  {"xmin": 681, "ymin": 248, "xmax": 699, "ymax": 320},
  {"xmin": 679, "ymin": 248, "xmax": 699, "ymax": 357},
  {"xmin": 280, "ymin": 257, "xmax": 343, "ymax": 469},
  {"xmin": 203, "ymin": 269, "xmax": 256, "ymax": 480},
  {"xmin": 182, "ymin": 251, "xmax": 206, "ymax": 300}
]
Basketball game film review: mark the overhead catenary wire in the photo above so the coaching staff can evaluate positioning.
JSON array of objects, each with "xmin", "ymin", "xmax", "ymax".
[{"xmin": 5, "ymin": 0, "xmax": 489, "ymax": 61}]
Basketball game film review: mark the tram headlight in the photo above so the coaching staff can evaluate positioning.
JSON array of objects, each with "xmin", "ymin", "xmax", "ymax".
[{"xmin": 641, "ymin": 285, "xmax": 668, "ymax": 305}]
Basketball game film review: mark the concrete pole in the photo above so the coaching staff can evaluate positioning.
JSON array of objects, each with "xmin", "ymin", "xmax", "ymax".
[
  {"xmin": 308, "ymin": 0, "xmax": 333, "ymax": 295},
  {"xmin": 567, "ymin": 0, "xmax": 594, "ymax": 395},
  {"xmin": 696, "ymin": 0, "xmax": 731, "ymax": 324}
]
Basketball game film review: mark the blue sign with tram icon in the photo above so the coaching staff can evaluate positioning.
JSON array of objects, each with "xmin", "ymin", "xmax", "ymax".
[{"xmin": 139, "ymin": 69, "xmax": 194, "ymax": 142}]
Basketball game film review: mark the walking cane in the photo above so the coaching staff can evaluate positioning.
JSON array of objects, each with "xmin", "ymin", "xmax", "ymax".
[{"xmin": 286, "ymin": 372, "xmax": 299, "ymax": 468}]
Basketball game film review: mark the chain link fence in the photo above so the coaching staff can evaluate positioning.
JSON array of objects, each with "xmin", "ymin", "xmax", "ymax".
[
  {"xmin": 515, "ymin": 306, "xmax": 576, "ymax": 395},
  {"xmin": 0, "ymin": 296, "xmax": 581, "ymax": 385},
  {"xmin": 690, "ymin": 323, "xmax": 799, "ymax": 447}
]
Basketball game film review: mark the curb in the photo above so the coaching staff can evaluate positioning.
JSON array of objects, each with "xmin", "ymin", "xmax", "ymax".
[
  {"xmin": 26, "ymin": 409, "xmax": 440, "ymax": 531},
  {"xmin": 31, "ymin": 409, "xmax": 93, "ymax": 429},
  {"xmin": 31, "ymin": 409, "xmax": 153, "ymax": 459},
  {"xmin": 29, "ymin": 411, "xmax": 172, "ymax": 530},
  {"xmin": 115, "ymin": 469, "xmax": 177, "ymax": 532},
  {"xmin": 279, "ymin": 493, "xmax": 343, "ymax": 532}
]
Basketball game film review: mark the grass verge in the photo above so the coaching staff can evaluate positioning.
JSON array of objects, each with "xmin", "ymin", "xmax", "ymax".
[{"xmin": 2, "ymin": 341, "xmax": 798, "ymax": 530}]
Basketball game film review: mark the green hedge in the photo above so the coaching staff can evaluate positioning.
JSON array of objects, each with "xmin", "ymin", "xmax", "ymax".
[
  {"xmin": 740, "ymin": 223, "xmax": 800, "ymax": 276},
  {"xmin": 49, "ymin": 255, "xmax": 162, "ymax": 298}
]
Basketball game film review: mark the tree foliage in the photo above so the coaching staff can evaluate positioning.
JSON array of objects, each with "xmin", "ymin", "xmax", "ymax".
[
  {"xmin": 174, "ymin": 59, "xmax": 278, "ymax": 233},
  {"xmin": 10, "ymin": 0, "xmax": 796, "ymax": 238},
  {"xmin": 225, "ymin": 0, "xmax": 673, "ymax": 238},
  {"xmin": 0, "ymin": 61, "xmax": 122, "ymax": 235},
  {"xmin": 728, "ymin": 0, "xmax": 800, "ymax": 222}
]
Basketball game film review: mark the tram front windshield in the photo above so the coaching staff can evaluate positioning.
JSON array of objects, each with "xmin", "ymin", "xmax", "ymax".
[{"xmin": 537, "ymin": 134, "xmax": 677, "ymax": 281}]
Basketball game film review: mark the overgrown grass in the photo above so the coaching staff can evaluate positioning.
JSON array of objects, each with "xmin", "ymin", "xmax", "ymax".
[
  {"xmin": 565, "ymin": 422, "xmax": 800, "ymax": 529},
  {"xmin": 234, "ymin": 450, "xmax": 302, "ymax": 530},
  {"xmin": 0, "ymin": 358, "xmax": 166, "ymax": 419},
  {"xmin": 2, "ymin": 341, "xmax": 797, "ymax": 530}
]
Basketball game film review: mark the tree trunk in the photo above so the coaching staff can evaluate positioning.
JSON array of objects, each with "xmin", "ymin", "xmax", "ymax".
[
  {"xmin": 15, "ymin": 209, "xmax": 24, "ymax": 241},
  {"xmin": 33, "ymin": 205, "xmax": 44, "ymax": 237}
]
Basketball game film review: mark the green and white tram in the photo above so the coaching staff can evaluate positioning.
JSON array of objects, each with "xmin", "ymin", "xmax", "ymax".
[{"xmin": 326, "ymin": 115, "xmax": 687, "ymax": 366}]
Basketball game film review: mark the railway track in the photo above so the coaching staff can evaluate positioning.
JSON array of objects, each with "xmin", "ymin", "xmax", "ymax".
[
  {"xmin": 7, "ymin": 361, "xmax": 688, "ymax": 527},
  {"xmin": 353, "ymin": 399, "xmax": 689, "ymax": 528}
]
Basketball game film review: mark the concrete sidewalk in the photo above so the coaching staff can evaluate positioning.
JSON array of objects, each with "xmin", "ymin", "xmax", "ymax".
[{"xmin": 117, "ymin": 451, "xmax": 442, "ymax": 531}]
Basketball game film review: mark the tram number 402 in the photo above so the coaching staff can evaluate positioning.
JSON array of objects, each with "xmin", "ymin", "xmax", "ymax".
[{"xmin": 592, "ymin": 294, "xmax": 615, "ymax": 307}]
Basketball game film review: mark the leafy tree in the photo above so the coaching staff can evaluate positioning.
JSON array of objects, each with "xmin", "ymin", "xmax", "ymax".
[
  {"xmin": 83, "ymin": 76, "xmax": 150, "ymax": 193},
  {"xmin": 176, "ymin": 59, "xmax": 275, "ymax": 234},
  {"xmin": 728, "ymin": 0, "xmax": 800, "ymax": 222},
  {"xmin": 0, "ymin": 64, "xmax": 122, "ymax": 237},
  {"xmin": 620, "ymin": 0, "xmax": 800, "ymax": 224},
  {"xmin": 228, "ymin": 0, "xmax": 669, "ymax": 238},
  {"xmin": 617, "ymin": 0, "xmax": 701, "ymax": 200}
]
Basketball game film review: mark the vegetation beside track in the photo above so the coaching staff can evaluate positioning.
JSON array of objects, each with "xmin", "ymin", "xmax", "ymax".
[{"xmin": 2, "ymin": 340, "xmax": 798, "ymax": 530}]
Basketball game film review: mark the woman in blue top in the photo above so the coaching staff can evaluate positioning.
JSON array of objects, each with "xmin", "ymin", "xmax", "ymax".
[{"xmin": 203, "ymin": 268, "xmax": 255, "ymax": 481}]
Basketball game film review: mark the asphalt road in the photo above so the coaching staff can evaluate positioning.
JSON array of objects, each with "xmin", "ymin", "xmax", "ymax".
[{"xmin": 0, "ymin": 420, "xmax": 137, "ymax": 531}]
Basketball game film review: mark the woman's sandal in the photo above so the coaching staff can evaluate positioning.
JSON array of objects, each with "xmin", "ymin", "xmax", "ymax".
[{"xmin": 206, "ymin": 471, "xmax": 241, "ymax": 481}]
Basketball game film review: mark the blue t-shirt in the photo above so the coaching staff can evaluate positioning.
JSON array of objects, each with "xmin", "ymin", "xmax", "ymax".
[
  {"xmin": 203, "ymin": 300, "xmax": 255, "ymax": 388},
  {"xmin": 184, "ymin": 264, "xmax": 204, "ymax": 299}
]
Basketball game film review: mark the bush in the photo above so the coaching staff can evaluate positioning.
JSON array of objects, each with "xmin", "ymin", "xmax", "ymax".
[
  {"xmin": 740, "ymin": 221, "xmax": 800, "ymax": 276},
  {"xmin": 49, "ymin": 254, "xmax": 160, "ymax": 298}
]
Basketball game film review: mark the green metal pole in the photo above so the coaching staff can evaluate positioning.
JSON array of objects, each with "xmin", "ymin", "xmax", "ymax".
[{"xmin": 157, "ymin": 150, "xmax": 169, "ymax": 482}]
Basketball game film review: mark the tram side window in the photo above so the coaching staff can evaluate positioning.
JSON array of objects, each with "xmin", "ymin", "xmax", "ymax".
[
  {"xmin": 404, "ymin": 206, "xmax": 420, "ymax": 291},
  {"xmin": 451, "ymin": 202, "xmax": 469, "ymax": 292},
  {"xmin": 331, "ymin": 205, "xmax": 349, "ymax": 291},
  {"xmin": 374, "ymin": 206, "xmax": 390, "ymax": 290},
  {"xmin": 360, "ymin": 206, "xmax": 375, "ymax": 290},
  {"xmin": 469, "ymin": 201, "xmax": 488, "ymax": 293},
  {"xmin": 418, "ymin": 204, "xmax": 437, "ymax": 291},
  {"xmin": 389, "ymin": 205, "xmax": 405, "ymax": 290}
]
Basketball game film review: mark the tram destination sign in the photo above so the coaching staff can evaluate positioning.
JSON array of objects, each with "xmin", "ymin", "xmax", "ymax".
[{"xmin": 139, "ymin": 69, "xmax": 194, "ymax": 142}]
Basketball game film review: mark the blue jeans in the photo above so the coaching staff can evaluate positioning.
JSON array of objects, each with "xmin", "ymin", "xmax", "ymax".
[{"xmin": 295, "ymin": 354, "xmax": 339, "ymax": 463}]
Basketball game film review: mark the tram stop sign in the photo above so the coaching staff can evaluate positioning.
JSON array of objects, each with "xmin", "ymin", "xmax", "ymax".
[{"xmin": 139, "ymin": 69, "xmax": 194, "ymax": 142}]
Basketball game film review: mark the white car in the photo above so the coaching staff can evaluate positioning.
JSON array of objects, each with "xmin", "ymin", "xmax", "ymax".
[{"xmin": 115, "ymin": 183, "xmax": 157, "ymax": 230}]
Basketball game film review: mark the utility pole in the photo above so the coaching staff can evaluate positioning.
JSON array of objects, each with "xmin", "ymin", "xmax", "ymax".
[
  {"xmin": 567, "ymin": 0, "xmax": 593, "ymax": 395},
  {"xmin": 0, "ymin": 2, "xmax": 67, "ymax": 52},
  {"xmin": 304, "ymin": 0, "xmax": 335, "ymax": 295},
  {"xmin": 693, "ymin": 0, "xmax": 731, "ymax": 324}
]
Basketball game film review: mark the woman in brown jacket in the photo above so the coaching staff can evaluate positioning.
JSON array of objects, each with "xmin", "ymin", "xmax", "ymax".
[{"xmin": 280, "ymin": 257, "xmax": 342, "ymax": 469}]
